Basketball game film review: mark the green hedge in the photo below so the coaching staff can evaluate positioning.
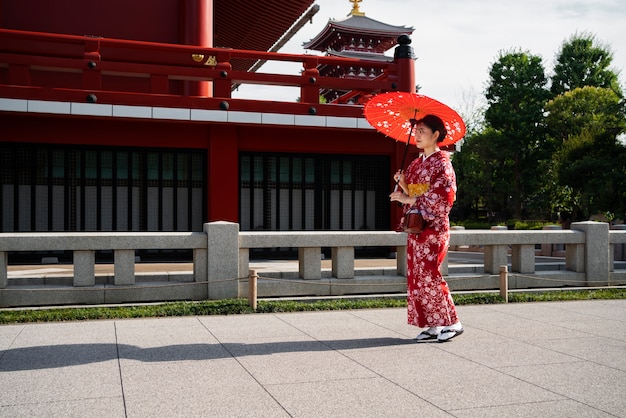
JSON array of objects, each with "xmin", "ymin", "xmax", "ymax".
[
  {"xmin": 1, "ymin": 288, "xmax": 625, "ymax": 324},
  {"xmin": 452, "ymin": 220, "xmax": 559, "ymax": 230}
]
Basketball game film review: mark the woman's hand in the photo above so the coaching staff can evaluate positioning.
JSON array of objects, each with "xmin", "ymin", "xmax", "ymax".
[
  {"xmin": 393, "ymin": 170, "xmax": 407, "ymax": 190},
  {"xmin": 389, "ymin": 190, "xmax": 416, "ymax": 206},
  {"xmin": 393, "ymin": 170, "xmax": 410, "ymax": 197}
]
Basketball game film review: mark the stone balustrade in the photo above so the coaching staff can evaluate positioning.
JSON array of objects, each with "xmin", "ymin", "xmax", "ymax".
[{"xmin": 0, "ymin": 221, "xmax": 625, "ymax": 307}]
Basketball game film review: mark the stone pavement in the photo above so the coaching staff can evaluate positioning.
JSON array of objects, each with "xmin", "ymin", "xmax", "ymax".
[{"xmin": 1, "ymin": 300, "xmax": 625, "ymax": 417}]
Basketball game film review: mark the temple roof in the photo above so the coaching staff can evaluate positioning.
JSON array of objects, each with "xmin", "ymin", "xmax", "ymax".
[
  {"xmin": 215, "ymin": 0, "xmax": 315, "ymax": 51},
  {"xmin": 303, "ymin": 14, "xmax": 414, "ymax": 52},
  {"xmin": 326, "ymin": 49, "xmax": 393, "ymax": 62},
  {"xmin": 214, "ymin": 0, "xmax": 318, "ymax": 71}
]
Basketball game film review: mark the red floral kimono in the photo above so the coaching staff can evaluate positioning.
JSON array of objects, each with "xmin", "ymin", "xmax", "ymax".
[{"xmin": 403, "ymin": 150, "xmax": 459, "ymax": 328}]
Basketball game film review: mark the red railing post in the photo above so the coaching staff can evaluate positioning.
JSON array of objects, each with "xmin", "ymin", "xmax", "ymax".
[
  {"xmin": 213, "ymin": 57, "xmax": 232, "ymax": 99},
  {"xmin": 300, "ymin": 59, "xmax": 320, "ymax": 105},
  {"xmin": 83, "ymin": 37, "xmax": 102, "ymax": 90}
]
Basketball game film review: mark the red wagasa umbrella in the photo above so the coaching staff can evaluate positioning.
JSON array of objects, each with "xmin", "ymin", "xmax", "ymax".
[
  {"xmin": 364, "ymin": 92, "xmax": 466, "ymax": 148},
  {"xmin": 364, "ymin": 91, "xmax": 466, "ymax": 195}
]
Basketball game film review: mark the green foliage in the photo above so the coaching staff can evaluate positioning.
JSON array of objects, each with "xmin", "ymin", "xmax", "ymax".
[
  {"xmin": 452, "ymin": 293, "xmax": 505, "ymax": 305},
  {"xmin": 485, "ymin": 50, "xmax": 551, "ymax": 136},
  {"xmin": 255, "ymin": 298, "xmax": 406, "ymax": 313},
  {"xmin": 456, "ymin": 34, "xmax": 626, "ymax": 222},
  {"xmin": 510, "ymin": 220, "xmax": 553, "ymax": 230},
  {"xmin": 2, "ymin": 290, "xmax": 625, "ymax": 324},
  {"xmin": 550, "ymin": 33, "xmax": 623, "ymax": 98},
  {"xmin": 453, "ymin": 129, "xmax": 510, "ymax": 221},
  {"xmin": 555, "ymin": 135, "xmax": 626, "ymax": 218},
  {"xmin": 546, "ymin": 87, "xmax": 626, "ymax": 219},
  {"xmin": 452, "ymin": 220, "xmax": 492, "ymax": 229},
  {"xmin": 0, "ymin": 300, "xmax": 256, "ymax": 323},
  {"xmin": 0, "ymin": 299, "xmax": 404, "ymax": 323},
  {"xmin": 458, "ymin": 49, "xmax": 552, "ymax": 220},
  {"xmin": 546, "ymin": 86, "xmax": 626, "ymax": 145},
  {"xmin": 451, "ymin": 219, "xmax": 553, "ymax": 230},
  {"xmin": 544, "ymin": 36, "xmax": 626, "ymax": 220},
  {"xmin": 508, "ymin": 288, "xmax": 626, "ymax": 302}
]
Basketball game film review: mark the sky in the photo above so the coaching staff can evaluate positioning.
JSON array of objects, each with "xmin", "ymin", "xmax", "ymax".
[{"xmin": 232, "ymin": 0, "xmax": 626, "ymax": 119}]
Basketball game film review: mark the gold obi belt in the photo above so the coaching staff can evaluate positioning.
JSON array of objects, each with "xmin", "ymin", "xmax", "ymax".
[{"xmin": 408, "ymin": 183, "xmax": 429, "ymax": 198}]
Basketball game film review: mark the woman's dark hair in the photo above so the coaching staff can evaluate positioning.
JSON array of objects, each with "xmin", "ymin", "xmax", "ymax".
[{"xmin": 417, "ymin": 114, "xmax": 447, "ymax": 143}]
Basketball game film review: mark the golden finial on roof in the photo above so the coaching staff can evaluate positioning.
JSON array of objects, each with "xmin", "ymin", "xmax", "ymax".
[{"xmin": 349, "ymin": 0, "xmax": 365, "ymax": 16}]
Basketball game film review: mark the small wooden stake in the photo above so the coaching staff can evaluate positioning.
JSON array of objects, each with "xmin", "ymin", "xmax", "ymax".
[
  {"xmin": 248, "ymin": 269, "xmax": 258, "ymax": 311},
  {"xmin": 499, "ymin": 265, "xmax": 508, "ymax": 303}
]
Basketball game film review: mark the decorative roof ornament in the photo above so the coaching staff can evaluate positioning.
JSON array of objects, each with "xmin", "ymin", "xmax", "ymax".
[{"xmin": 349, "ymin": 0, "xmax": 365, "ymax": 16}]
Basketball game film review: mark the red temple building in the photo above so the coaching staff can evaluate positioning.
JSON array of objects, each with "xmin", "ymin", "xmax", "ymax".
[
  {"xmin": 303, "ymin": 0, "xmax": 413, "ymax": 104},
  {"xmin": 0, "ymin": 0, "xmax": 417, "ymax": 259}
]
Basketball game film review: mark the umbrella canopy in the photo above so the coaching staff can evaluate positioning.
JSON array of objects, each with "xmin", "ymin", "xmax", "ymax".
[{"xmin": 363, "ymin": 92, "xmax": 466, "ymax": 147}]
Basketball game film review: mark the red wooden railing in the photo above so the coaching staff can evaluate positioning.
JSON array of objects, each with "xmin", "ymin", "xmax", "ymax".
[{"xmin": 0, "ymin": 28, "xmax": 413, "ymax": 117}]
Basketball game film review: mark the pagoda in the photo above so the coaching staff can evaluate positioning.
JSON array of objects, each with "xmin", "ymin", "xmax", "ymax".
[{"xmin": 303, "ymin": 0, "xmax": 414, "ymax": 103}]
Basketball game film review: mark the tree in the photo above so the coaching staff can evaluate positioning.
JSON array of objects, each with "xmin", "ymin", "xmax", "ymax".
[
  {"xmin": 453, "ymin": 129, "xmax": 512, "ymax": 222},
  {"xmin": 546, "ymin": 86, "xmax": 626, "ymax": 219},
  {"xmin": 546, "ymin": 86, "xmax": 626, "ymax": 145},
  {"xmin": 550, "ymin": 33, "xmax": 623, "ymax": 98},
  {"xmin": 482, "ymin": 49, "xmax": 552, "ymax": 219},
  {"xmin": 547, "ymin": 35, "xmax": 625, "ymax": 221},
  {"xmin": 454, "ymin": 37, "xmax": 625, "ymax": 222},
  {"xmin": 554, "ymin": 131, "xmax": 626, "ymax": 220}
]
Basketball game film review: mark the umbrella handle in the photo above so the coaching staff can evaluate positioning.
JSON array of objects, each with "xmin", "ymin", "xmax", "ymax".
[
  {"xmin": 398, "ymin": 111, "xmax": 418, "ymax": 169},
  {"xmin": 393, "ymin": 112, "xmax": 418, "ymax": 207},
  {"xmin": 393, "ymin": 171, "xmax": 404, "ymax": 207}
]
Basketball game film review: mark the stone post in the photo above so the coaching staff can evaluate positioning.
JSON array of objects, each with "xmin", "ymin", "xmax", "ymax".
[
  {"xmin": 450, "ymin": 225, "xmax": 466, "ymax": 251},
  {"xmin": 74, "ymin": 250, "xmax": 95, "ymax": 286},
  {"xmin": 114, "ymin": 250, "xmax": 135, "ymax": 285},
  {"xmin": 484, "ymin": 226, "xmax": 508, "ymax": 274},
  {"xmin": 299, "ymin": 247, "xmax": 321, "ymax": 279},
  {"xmin": 571, "ymin": 221, "xmax": 610, "ymax": 286},
  {"xmin": 205, "ymin": 221, "xmax": 239, "ymax": 299},
  {"xmin": 396, "ymin": 244, "xmax": 407, "ymax": 277},
  {"xmin": 193, "ymin": 248, "xmax": 207, "ymax": 282},
  {"xmin": 0, "ymin": 251, "xmax": 7, "ymax": 289},
  {"xmin": 611, "ymin": 224, "xmax": 626, "ymax": 262},
  {"xmin": 331, "ymin": 246, "xmax": 354, "ymax": 279},
  {"xmin": 238, "ymin": 248, "xmax": 250, "ymax": 282},
  {"xmin": 511, "ymin": 244, "xmax": 535, "ymax": 274},
  {"xmin": 566, "ymin": 243, "xmax": 585, "ymax": 273}
]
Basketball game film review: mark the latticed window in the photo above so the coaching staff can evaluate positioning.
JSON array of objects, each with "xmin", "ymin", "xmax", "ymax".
[
  {"xmin": 0, "ymin": 143, "xmax": 206, "ymax": 233},
  {"xmin": 239, "ymin": 153, "xmax": 390, "ymax": 232}
]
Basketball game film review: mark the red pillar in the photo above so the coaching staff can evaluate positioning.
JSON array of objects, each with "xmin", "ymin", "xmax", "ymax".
[
  {"xmin": 393, "ymin": 34, "xmax": 415, "ymax": 93},
  {"xmin": 180, "ymin": 0, "xmax": 213, "ymax": 96},
  {"xmin": 207, "ymin": 125, "xmax": 239, "ymax": 222}
]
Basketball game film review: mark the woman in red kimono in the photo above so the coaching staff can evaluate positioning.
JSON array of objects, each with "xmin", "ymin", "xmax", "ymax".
[{"xmin": 389, "ymin": 114, "xmax": 463, "ymax": 342}]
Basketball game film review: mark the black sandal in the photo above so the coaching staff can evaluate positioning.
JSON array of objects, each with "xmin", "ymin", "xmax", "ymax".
[
  {"xmin": 437, "ymin": 328, "xmax": 464, "ymax": 342},
  {"xmin": 415, "ymin": 330, "xmax": 439, "ymax": 341}
]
